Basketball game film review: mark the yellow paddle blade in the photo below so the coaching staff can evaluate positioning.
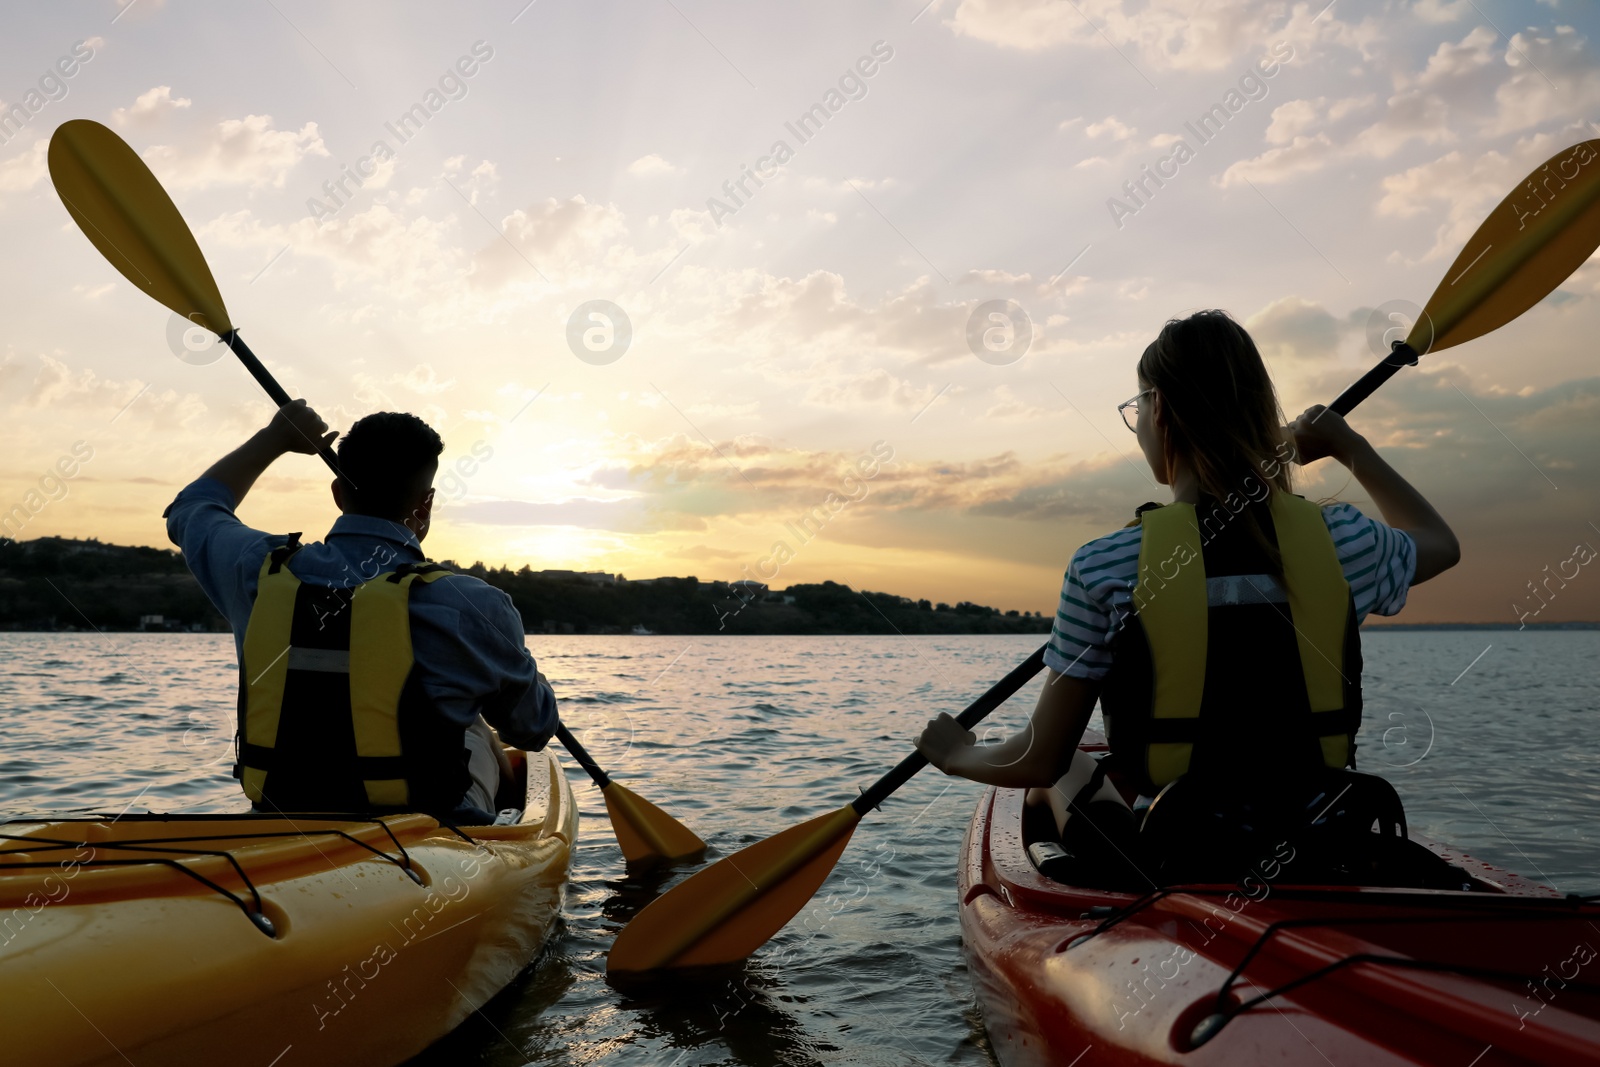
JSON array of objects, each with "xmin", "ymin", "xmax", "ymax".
[
  {"xmin": 602, "ymin": 780, "xmax": 707, "ymax": 865},
  {"xmin": 48, "ymin": 119, "xmax": 232, "ymax": 334},
  {"xmin": 607, "ymin": 804, "xmax": 861, "ymax": 973},
  {"xmin": 1412, "ymin": 139, "xmax": 1600, "ymax": 355}
]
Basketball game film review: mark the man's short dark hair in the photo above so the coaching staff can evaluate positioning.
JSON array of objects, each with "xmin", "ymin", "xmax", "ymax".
[{"xmin": 336, "ymin": 412, "xmax": 443, "ymax": 519}]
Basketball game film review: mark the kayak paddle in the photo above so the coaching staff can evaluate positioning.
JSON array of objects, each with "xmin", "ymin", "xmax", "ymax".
[
  {"xmin": 48, "ymin": 121, "xmax": 340, "ymax": 474},
  {"xmin": 607, "ymin": 646, "xmax": 1047, "ymax": 972},
  {"xmin": 1331, "ymin": 137, "xmax": 1600, "ymax": 413},
  {"xmin": 607, "ymin": 137, "xmax": 1600, "ymax": 974},
  {"xmin": 48, "ymin": 118, "xmax": 706, "ymax": 866},
  {"xmin": 556, "ymin": 724, "xmax": 706, "ymax": 863}
]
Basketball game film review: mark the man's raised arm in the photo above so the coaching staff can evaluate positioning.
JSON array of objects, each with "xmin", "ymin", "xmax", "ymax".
[{"xmin": 200, "ymin": 399, "xmax": 337, "ymax": 507}]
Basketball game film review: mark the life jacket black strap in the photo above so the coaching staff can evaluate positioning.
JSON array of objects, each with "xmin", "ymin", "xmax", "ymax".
[
  {"xmin": 1069, "ymin": 753, "xmax": 1116, "ymax": 810},
  {"xmin": 1310, "ymin": 706, "xmax": 1362, "ymax": 737},
  {"xmin": 387, "ymin": 562, "xmax": 453, "ymax": 583},
  {"xmin": 1137, "ymin": 707, "xmax": 1357, "ymax": 746},
  {"xmin": 267, "ymin": 533, "xmax": 304, "ymax": 574},
  {"xmin": 239, "ymin": 741, "xmax": 408, "ymax": 781}
]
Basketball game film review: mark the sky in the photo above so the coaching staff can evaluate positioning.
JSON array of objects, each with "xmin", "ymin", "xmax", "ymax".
[{"xmin": 1, "ymin": 0, "xmax": 1598, "ymax": 624}]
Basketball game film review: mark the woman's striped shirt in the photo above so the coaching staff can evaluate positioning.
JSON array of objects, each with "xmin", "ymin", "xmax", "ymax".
[{"xmin": 1045, "ymin": 502, "xmax": 1418, "ymax": 680}]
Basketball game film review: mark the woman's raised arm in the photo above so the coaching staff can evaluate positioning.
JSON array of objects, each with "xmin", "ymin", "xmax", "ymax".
[{"xmin": 1290, "ymin": 404, "xmax": 1461, "ymax": 584}]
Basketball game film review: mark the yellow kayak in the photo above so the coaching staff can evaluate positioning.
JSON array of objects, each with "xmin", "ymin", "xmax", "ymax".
[{"xmin": 0, "ymin": 746, "xmax": 576, "ymax": 1067}]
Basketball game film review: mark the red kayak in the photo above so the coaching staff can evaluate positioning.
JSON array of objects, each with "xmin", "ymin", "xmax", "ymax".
[{"xmin": 959, "ymin": 737, "xmax": 1600, "ymax": 1066}]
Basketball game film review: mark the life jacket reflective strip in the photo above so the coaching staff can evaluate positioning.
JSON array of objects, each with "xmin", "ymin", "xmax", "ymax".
[
  {"xmin": 1126, "ymin": 492, "xmax": 1357, "ymax": 789},
  {"xmin": 238, "ymin": 542, "xmax": 455, "ymax": 810}
]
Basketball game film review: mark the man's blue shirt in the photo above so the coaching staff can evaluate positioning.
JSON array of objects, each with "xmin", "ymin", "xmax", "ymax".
[{"xmin": 165, "ymin": 477, "xmax": 557, "ymax": 751}]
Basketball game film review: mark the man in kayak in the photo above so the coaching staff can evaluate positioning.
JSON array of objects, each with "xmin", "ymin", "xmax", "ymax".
[
  {"xmin": 917, "ymin": 310, "xmax": 1459, "ymax": 868},
  {"xmin": 165, "ymin": 399, "xmax": 557, "ymax": 822}
]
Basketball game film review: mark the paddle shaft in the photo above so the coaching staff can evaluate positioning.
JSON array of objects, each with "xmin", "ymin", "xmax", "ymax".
[
  {"xmin": 1328, "ymin": 340, "xmax": 1421, "ymax": 417},
  {"xmin": 555, "ymin": 723, "xmax": 612, "ymax": 788},
  {"xmin": 218, "ymin": 329, "xmax": 341, "ymax": 476},
  {"xmin": 852, "ymin": 644, "xmax": 1047, "ymax": 815}
]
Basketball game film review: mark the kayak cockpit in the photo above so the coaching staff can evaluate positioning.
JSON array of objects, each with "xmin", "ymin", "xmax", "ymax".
[{"xmin": 1021, "ymin": 735, "xmax": 1516, "ymax": 897}]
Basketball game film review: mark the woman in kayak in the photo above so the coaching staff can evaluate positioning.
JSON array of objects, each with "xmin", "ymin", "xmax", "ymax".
[{"xmin": 916, "ymin": 309, "xmax": 1459, "ymax": 849}]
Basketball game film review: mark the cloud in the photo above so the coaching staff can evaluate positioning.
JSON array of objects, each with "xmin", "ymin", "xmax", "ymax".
[
  {"xmin": 470, "ymin": 195, "xmax": 630, "ymax": 290},
  {"xmin": 1488, "ymin": 25, "xmax": 1600, "ymax": 136},
  {"xmin": 942, "ymin": 0, "xmax": 1375, "ymax": 72},
  {"xmin": 1220, "ymin": 84, "xmax": 1448, "ymax": 186},
  {"xmin": 1375, "ymin": 132, "xmax": 1565, "ymax": 261},
  {"xmin": 200, "ymin": 202, "xmax": 464, "ymax": 306},
  {"xmin": 0, "ymin": 138, "xmax": 47, "ymax": 194},
  {"xmin": 1086, "ymin": 116, "xmax": 1136, "ymax": 140},
  {"xmin": 21, "ymin": 354, "xmax": 144, "ymax": 411},
  {"xmin": 674, "ymin": 544, "xmax": 745, "ymax": 560},
  {"xmin": 1225, "ymin": 90, "xmax": 1444, "ymax": 191},
  {"xmin": 1300, "ymin": 369, "xmax": 1600, "ymax": 548},
  {"xmin": 1410, "ymin": 0, "xmax": 1472, "ymax": 22},
  {"xmin": 443, "ymin": 156, "xmax": 498, "ymax": 204},
  {"xmin": 111, "ymin": 86, "xmax": 192, "ymax": 127},
  {"xmin": 956, "ymin": 268, "xmax": 1033, "ymax": 287},
  {"xmin": 0, "ymin": 353, "xmax": 205, "ymax": 429},
  {"xmin": 452, "ymin": 497, "xmax": 679, "ymax": 532},
  {"xmin": 1409, "ymin": 25, "xmax": 1498, "ymax": 90},
  {"xmin": 1219, "ymin": 132, "xmax": 1337, "ymax": 187},
  {"xmin": 628, "ymin": 153, "xmax": 681, "ymax": 176},
  {"xmin": 964, "ymin": 456, "xmax": 1142, "ymax": 523},
  {"xmin": 142, "ymin": 113, "xmax": 328, "ymax": 190},
  {"xmin": 1246, "ymin": 296, "xmax": 1344, "ymax": 364},
  {"xmin": 1264, "ymin": 99, "xmax": 1320, "ymax": 145},
  {"xmin": 397, "ymin": 364, "xmax": 457, "ymax": 395},
  {"xmin": 984, "ymin": 385, "xmax": 1051, "ymax": 422},
  {"xmin": 1256, "ymin": 96, "xmax": 1373, "ymax": 151},
  {"xmin": 806, "ymin": 367, "xmax": 943, "ymax": 412},
  {"xmin": 1225, "ymin": 24, "xmax": 1600, "ymax": 192},
  {"xmin": 1348, "ymin": 90, "xmax": 1453, "ymax": 158}
]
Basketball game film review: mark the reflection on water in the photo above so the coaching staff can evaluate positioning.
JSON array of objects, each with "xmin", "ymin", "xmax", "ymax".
[{"xmin": 1, "ymin": 631, "xmax": 1596, "ymax": 1064}]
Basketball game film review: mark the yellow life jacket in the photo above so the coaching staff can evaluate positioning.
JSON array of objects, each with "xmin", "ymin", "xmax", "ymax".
[
  {"xmin": 236, "ymin": 537, "xmax": 467, "ymax": 814},
  {"xmin": 1100, "ymin": 492, "xmax": 1362, "ymax": 796}
]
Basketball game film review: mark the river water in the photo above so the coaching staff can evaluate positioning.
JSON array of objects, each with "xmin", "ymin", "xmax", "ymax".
[{"xmin": 2, "ymin": 631, "xmax": 1597, "ymax": 1065}]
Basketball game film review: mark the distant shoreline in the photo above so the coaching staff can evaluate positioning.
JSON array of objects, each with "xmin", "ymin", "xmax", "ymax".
[{"xmin": 3, "ymin": 536, "xmax": 1594, "ymax": 636}]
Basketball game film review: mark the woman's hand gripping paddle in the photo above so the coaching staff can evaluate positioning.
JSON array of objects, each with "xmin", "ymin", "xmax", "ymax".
[
  {"xmin": 608, "ymin": 138, "xmax": 1600, "ymax": 975},
  {"xmin": 48, "ymin": 118, "xmax": 706, "ymax": 867},
  {"xmin": 607, "ymin": 647, "xmax": 1047, "ymax": 973}
]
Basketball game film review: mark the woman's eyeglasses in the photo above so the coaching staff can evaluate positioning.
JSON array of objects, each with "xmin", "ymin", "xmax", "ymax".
[{"xmin": 1118, "ymin": 389, "xmax": 1153, "ymax": 433}]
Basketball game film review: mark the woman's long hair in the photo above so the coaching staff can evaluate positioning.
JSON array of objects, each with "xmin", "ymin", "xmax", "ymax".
[{"xmin": 1138, "ymin": 309, "xmax": 1292, "ymax": 562}]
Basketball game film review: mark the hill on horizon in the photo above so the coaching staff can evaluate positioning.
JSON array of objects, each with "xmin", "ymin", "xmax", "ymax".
[{"xmin": 0, "ymin": 535, "xmax": 1053, "ymax": 636}]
